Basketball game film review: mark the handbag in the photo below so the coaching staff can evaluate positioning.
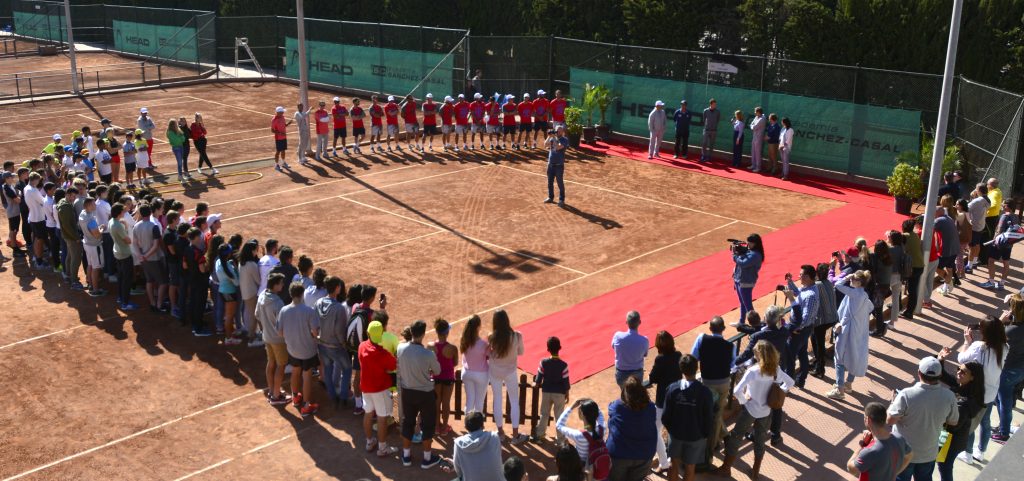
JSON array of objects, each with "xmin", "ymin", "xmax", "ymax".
[{"xmin": 767, "ymin": 375, "xmax": 787, "ymax": 410}]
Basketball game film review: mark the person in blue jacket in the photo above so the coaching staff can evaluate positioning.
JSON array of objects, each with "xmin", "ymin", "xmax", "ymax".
[{"xmin": 732, "ymin": 233, "xmax": 765, "ymax": 324}]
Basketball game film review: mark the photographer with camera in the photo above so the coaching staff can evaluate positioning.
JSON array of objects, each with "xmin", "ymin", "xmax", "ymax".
[
  {"xmin": 543, "ymin": 126, "xmax": 568, "ymax": 207},
  {"xmin": 730, "ymin": 234, "xmax": 765, "ymax": 328}
]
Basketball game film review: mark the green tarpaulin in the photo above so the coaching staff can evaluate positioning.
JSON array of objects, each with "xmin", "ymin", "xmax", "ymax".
[
  {"xmin": 13, "ymin": 10, "xmax": 65, "ymax": 42},
  {"xmin": 570, "ymin": 68, "xmax": 922, "ymax": 179},
  {"xmin": 112, "ymin": 19, "xmax": 197, "ymax": 63},
  {"xmin": 284, "ymin": 37, "xmax": 452, "ymax": 98}
]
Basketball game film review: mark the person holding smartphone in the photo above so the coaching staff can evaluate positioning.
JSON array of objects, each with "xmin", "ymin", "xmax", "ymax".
[
  {"xmin": 544, "ymin": 126, "xmax": 569, "ymax": 206},
  {"xmin": 847, "ymin": 402, "xmax": 913, "ymax": 480}
]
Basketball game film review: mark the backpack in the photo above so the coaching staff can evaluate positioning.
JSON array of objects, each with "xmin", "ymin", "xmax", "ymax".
[
  {"xmin": 582, "ymin": 426, "xmax": 611, "ymax": 481},
  {"xmin": 345, "ymin": 305, "xmax": 372, "ymax": 354}
]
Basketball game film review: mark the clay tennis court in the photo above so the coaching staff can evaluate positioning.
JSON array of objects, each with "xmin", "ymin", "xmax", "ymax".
[{"xmin": 2, "ymin": 80, "xmax": 1016, "ymax": 481}]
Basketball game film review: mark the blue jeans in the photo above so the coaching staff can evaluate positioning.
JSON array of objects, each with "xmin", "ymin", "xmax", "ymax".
[
  {"xmin": 896, "ymin": 461, "xmax": 935, "ymax": 481},
  {"xmin": 615, "ymin": 369, "xmax": 643, "ymax": 388},
  {"xmin": 173, "ymin": 146, "xmax": 185, "ymax": 177},
  {"xmin": 547, "ymin": 162, "xmax": 565, "ymax": 202},
  {"xmin": 318, "ymin": 344, "xmax": 352, "ymax": 402},
  {"xmin": 997, "ymin": 367, "xmax": 1024, "ymax": 436},
  {"xmin": 835, "ymin": 362, "xmax": 856, "ymax": 388},
  {"xmin": 211, "ymin": 282, "xmax": 225, "ymax": 332},
  {"xmin": 967, "ymin": 402, "xmax": 994, "ymax": 452},
  {"xmin": 735, "ymin": 282, "xmax": 754, "ymax": 323},
  {"xmin": 787, "ymin": 327, "xmax": 812, "ymax": 384}
]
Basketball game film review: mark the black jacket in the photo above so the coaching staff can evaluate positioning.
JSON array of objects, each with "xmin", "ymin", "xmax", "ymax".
[{"xmin": 661, "ymin": 379, "xmax": 714, "ymax": 442}]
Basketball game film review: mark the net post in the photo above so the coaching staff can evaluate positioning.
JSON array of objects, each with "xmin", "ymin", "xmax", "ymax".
[
  {"xmin": 295, "ymin": 0, "xmax": 309, "ymax": 107},
  {"xmin": 63, "ymin": 0, "xmax": 78, "ymax": 94}
]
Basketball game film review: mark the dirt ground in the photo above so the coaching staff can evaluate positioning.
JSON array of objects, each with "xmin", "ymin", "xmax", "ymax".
[{"xmin": 0, "ymin": 81, "xmax": 1019, "ymax": 481}]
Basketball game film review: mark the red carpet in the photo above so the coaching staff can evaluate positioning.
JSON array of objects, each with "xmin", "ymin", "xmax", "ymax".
[
  {"xmin": 580, "ymin": 140, "xmax": 895, "ymax": 211},
  {"xmin": 516, "ymin": 203, "xmax": 908, "ymax": 383}
]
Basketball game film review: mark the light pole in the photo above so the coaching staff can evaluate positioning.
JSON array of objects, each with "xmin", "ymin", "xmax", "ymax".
[
  {"xmin": 917, "ymin": 0, "xmax": 963, "ymax": 313},
  {"xmin": 63, "ymin": 0, "xmax": 79, "ymax": 95},
  {"xmin": 295, "ymin": 0, "xmax": 309, "ymax": 108}
]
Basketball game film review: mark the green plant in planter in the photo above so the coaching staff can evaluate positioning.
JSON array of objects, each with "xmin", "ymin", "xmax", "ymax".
[
  {"xmin": 564, "ymin": 106, "xmax": 584, "ymax": 136},
  {"xmin": 887, "ymin": 161, "xmax": 925, "ymax": 199},
  {"xmin": 898, "ymin": 135, "xmax": 962, "ymax": 174},
  {"xmin": 582, "ymin": 83, "xmax": 617, "ymax": 126}
]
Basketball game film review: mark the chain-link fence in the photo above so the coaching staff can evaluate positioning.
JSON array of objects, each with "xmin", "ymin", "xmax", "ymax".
[{"xmin": 957, "ymin": 79, "xmax": 1024, "ymax": 194}]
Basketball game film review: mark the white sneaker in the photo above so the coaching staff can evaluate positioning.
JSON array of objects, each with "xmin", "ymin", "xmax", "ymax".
[
  {"xmin": 248, "ymin": 339, "xmax": 264, "ymax": 348},
  {"xmin": 825, "ymin": 387, "xmax": 845, "ymax": 400},
  {"xmin": 195, "ymin": 168, "xmax": 203, "ymax": 175},
  {"xmin": 972, "ymin": 449, "xmax": 984, "ymax": 462},
  {"xmin": 957, "ymin": 451, "xmax": 976, "ymax": 465},
  {"xmin": 212, "ymin": 168, "xmax": 219, "ymax": 174}
]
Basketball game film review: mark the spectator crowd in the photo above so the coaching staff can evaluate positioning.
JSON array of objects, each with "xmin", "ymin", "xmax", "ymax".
[{"xmin": 2, "ymin": 105, "xmax": 1023, "ymax": 481}]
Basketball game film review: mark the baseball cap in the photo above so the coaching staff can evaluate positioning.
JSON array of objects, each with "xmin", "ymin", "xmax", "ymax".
[
  {"xmin": 207, "ymin": 213, "xmax": 223, "ymax": 224},
  {"xmin": 52, "ymin": 133, "xmax": 62, "ymax": 141},
  {"xmin": 63, "ymin": 145, "xmax": 73, "ymax": 152},
  {"xmin": 275, "ymin": 106, "xmax": 285, "ymax": 113},
  {"xmin": 134, "ymin": 128, "xmax": 144, "ymax": 136},
  {"xmin": 1, "ymin": 172, "xmax": 14, "ymax": 180},
  {"xmin": 367, "ymin": 321, "xmax": 384, "ymax": 344},
  {"xmin": 100, "ymin": 118, "xmax": 111, "ymax": 125},
  {"xmin": 523, "ymin": 93, "xmax": 531, "ymax": 98},
  {"xmin": 680, "ymin": 99, "xmax": 687, "ymax": 104},
  {"xmin": 387, "ymin": 95, "xmax": 395, "ymax": 102},
  {"xmin": 426, "ymin": 93, "xmax": 433, "ymax": 99},
  {"xmin": 80, "ymin": 149, "xmax": 90, "ymax": 156},
  {"xmin": 918, "ymin": 357, "xmax": 942, "ymax": 377},
  {"xmin": 444, "ymin": 96, "xmax": 453, "ymax": 102},
  {"xmin": 655, "ymin": 100, "xmax": 664, "ymax": 107},
  {"xmin": 845, "ymin": 246, "xmax": 860, "ymax": 257},
  {"xmin": 457, "ymin": 93, "xmax": 465, "ymax": 99},
  {"xmin": 333, "ymin": 96, "xmax": 341, "ymax": 102},
  {"xmin": 537, "ymin": 89, "xmax": 546, "ymax": 96},
  {"xmin": 506, "ymin": 94, "xmax": 515, "ymax": 99},
  {"xmin": 139, "ymin": 107, "xmax": 148, "ymax": 114},
  {"xmin": 473, "ymin": 92, "xmax": 482, "ymax": 99},
  {"xmin": 72, "ymin": 130, "xmax": 82, "ymax": 138}
]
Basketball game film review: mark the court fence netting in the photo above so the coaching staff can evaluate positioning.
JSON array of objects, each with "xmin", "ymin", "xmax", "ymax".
[{"xmin": 3, "ymin": 5, "xmax": 1023, "ymax": 194}]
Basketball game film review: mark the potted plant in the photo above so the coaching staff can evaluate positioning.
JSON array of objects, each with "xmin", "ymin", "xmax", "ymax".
[
  {"xmin": 580, "ymin": 83, "xmax": 600, "ymax": 144},
  {"xmin": 887, "ymin": 160, "xmax": 925, "ymax": 215},
  {"xmin": 586, "ymin": 83, "xmax": 617, "ymax": 141},
  {"xmin": 564, "ymin": 106, "xmax": 584, "ymax": 148}
]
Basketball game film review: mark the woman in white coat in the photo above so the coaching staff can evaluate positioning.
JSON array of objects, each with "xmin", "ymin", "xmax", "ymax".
[{"xmin": 827, "ymin": 270, "xmax": 873, "ymax": 400}]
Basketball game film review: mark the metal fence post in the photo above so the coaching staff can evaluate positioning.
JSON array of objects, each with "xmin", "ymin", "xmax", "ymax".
[
  {"xmin": 851, "ymin": 64, "xmax": 859, "ymax": 103},
  {"xmin": 548, "ymin": 35, "xmax": 555, "ymax": 95},
  {"xmin": 760, "ymin": 55, "xmax": 766, "ymax": 92}
]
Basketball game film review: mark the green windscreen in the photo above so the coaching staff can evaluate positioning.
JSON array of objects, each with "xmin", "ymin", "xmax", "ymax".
[
  {"xmin": 284, "ymin": 37, "xmax": 453, "ymax": 98},
  {"xmin": 571, "ymin": 68, "xmax": 922, "ymax": 179},
  {"xmin": 13, "ymin": 10, "xmax": 65, "ymax": 42},
  {"xmin": 112, "ymin": 19, "xmax": 198, "ymax": 63}
]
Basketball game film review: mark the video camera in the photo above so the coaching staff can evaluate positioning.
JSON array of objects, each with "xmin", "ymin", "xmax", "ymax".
[{"xmin": 727, "ymin": 238, "xmax": 748, "ymax": 255}]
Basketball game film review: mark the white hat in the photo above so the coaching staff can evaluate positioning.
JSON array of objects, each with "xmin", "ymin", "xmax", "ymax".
[
  {"xmin": 52, "ymin": 134, "xmax": 62, "ymax": 141},
  {"xmin": 919, "ymin": 357, "xmax": 942, "ymax": 377},
  {"xmin": 426, "ymin": 93, "xmax": 433, "ymax": 99},
  {"xmin": 655, "ymin": 100, "xmax": 665, "ymax": 107},
  {"xmin": 506, "ymin": 94, "xmax": 514, "ymax": 99},
  {"xmin": 523, "ymin": 93, "xmax": 531, "ymax": 98},
  {"xmin": 387, "ymin": 95, "xmax": 395, "ymax": 102},
  {"xmin": 537, "ymin": 89, "xmax": 546, "ymax": 96},
  {"xmin": 444, "ymin": 96, "xmax": 454, "ymax": 102},
  {"xmin": 333, "ymin": 96, "xmax": 341, "ymax": 102},
  {"xmin": 474, "ymin": 92, "xmax": 482, "ymax": 99},
  {"xmin": 207, "ymin": 213, "xmax": 223, "ymax": 224},
  {"xmin": 139, "ymin": 107, "xmax": 148, "ymax": 114},
  {"xmin": 275, "ymin": 106, "xmax": 285, "ymax": 113},
  {"xmin": 458, "ymin": 93, "xmax": 465, "ymax": 98}
]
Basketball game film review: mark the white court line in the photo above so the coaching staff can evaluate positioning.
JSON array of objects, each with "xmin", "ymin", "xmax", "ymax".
[
  {"xmin": 187, "ymin": 96, "xmax": 273, "ymax": 117},
  {"xmin": 222, "ymin": 164, "xmax": 489, "ymax": 222},
  {"xmin": 316, "ymin": 230, "xmax": 444, "ymax": 264},
  {"xmin": 340, "ymin": 196, "xmax": 591, "ymax": 276},
  {"xmin": 0, "ymin": 97, "xmax": 197, "ymax": 126},
  {"xmin": 172, "ymin": 434, "xmax": 296, "ymax": 481},
  {"xmin": 1, "ymin": 390, "xmax": 263, "ymax": 481},
  {"xmin": 207, "ymin": 164, "xmax": 420, "ymax": 208},
  {"xmin": 497, "ymin": 164, "xmax": 777, "ymax": 231},
  {"xmin": 0, "ymin": 324, "xmax": 91, "ymax": 351}
]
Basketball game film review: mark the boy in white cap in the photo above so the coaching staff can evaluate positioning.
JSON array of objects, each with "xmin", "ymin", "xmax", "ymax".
[
  {"xmin": 532, "ymin": 89, "xmax": 550, "ymax": 149},
  {"xmin": 137, "ymin": 108, "xmax": 156, "ymax": 167},
  {"xmin": 314, "ymin": 100, "xmax": 330, "ymax": 161},
  {"xmin": 485, "ymin": 94, "xmax": 501, "ymax": 149},
  {"xmin": 271, "ymin": 106, "xmax": 293, "ymax": 171},
  {"xmin": 401, "ymin": 94, "xmax": 421, "ymax": 151},
  {"xmin": 454, "ymin": 94, "xmax": 470, "ymax": 151},
  {"xmin": 516, "ymin": 93, "xmax": 533, "ymax": 149},
  {"xmin": 469, "ymin": 92, "xmax": 486, "ymax": 150},
  {"xmin": 42, "ymin": 134, "xmax": 62, "ymax": 156},
  {"xmin": 421, "ymin": 93, "xmax": 438, "ymax": 150},
  {"xmin": 384, "ymin": 95, "xmax": 400, "ymax": 151},
  {"xmin": 501, "ymin": 94, "xmax": 518, "ymax": 149},
  {"xmin": 440, "ymin": 96, "xmax": 455, "ymax": 150},
  {"xmin": 331, "ymin": 97, "xmax": 349, "ymax": 156}
]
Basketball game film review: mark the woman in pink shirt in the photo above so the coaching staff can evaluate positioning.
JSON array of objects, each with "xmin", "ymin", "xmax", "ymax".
[
  {"xmin": 459, "ymin": 315, "xmax": 489, "ymax": 415},
  {"xmin": 430, "ymin": 319, "xmax": 459, "ymax": 436}
]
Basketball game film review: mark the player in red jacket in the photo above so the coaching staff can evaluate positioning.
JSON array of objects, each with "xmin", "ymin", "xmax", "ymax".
[
  {"xmin": 531, "ymin": 89, "xmax": 550, "ymax": 150},
  {"xmin": 485, "ymin": 95, "xmax": 501, "ymax": 150},
  {"xmin": 501, "ymin": 95, "xmax": 518, "ymax": 150},
  {"xmin": 515, "ymin": 93, "xmax": 534, "ymax": 150},
  {"xmin": 440, "ymin": 96, "xmax": 455, "ymax": 150},
  {"xmin": 401, "ymin": 94, "xmax": 421, "ymax": 151},
  {"xmin": 369, "ymin": 95, "xmax": 385, "ymax": 153},
  {"xmin": 331, "ymin": 96, "xmax": 349, "ymax": 156},
  {"xmin": 453, "ymin": 94, "xmax": 471, "ymax": 151},
  {"xmin": 421, "ymin": 93, "xmax": 438, "ymax": 151},
  {"xmin": 383, "ymin": 95, "xmax": 400, "ymax": 152},
  {"xmin": 350, "ymin": 98, "xmax": 366, "ymax": 154},
  {"xmin": 469, "ymin": 93, "xmax": 487, "ymax": 150}
]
